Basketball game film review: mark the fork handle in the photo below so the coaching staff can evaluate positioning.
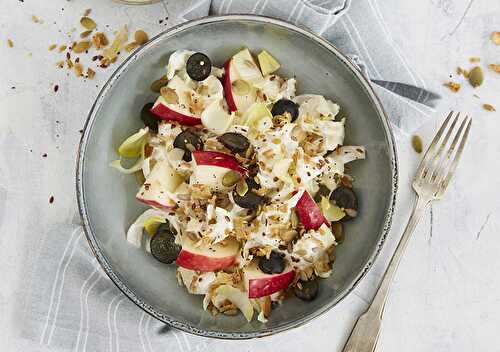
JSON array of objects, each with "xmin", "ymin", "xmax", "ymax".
[{"xmin": 342, "ymin": 196, "xmax": 429, "ymax": 352}]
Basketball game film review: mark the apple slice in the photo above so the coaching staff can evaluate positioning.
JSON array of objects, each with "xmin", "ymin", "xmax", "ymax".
[
  {"xmin": 223, "ymin": 49, "xmax": 264, "ymax": 113},
  {"xmin": 150, "ymin": 75, "xmax": 202, "ymax": 126},
  {"xmin": 192, "ymin": 151, "xmax": 247, "ymax": 190},
  {"xmin": 244, "ymin": 261, "xmax": 294, "ymax": 298},
  {"xmin": 136, "ymin": 160, "xmax": 185, "ymax": 209},
  {"xmin": 257, "ymin": 50, "xmax": 281, "ymax": 76},
  {"xmin": 295, "ymin": 191, "xmax": 330, "ymax": 230},
  {"xmin": 192, "ymin": 151, "xmax": 246, "ymax": 174},
  {"xmin": 232, "ymin": 49, "xmax": 265, "ymax": 86},
  {"xmin": 150, "ymin": 96, "xmax": 201, "ymax": 126},
  {"xmin": 175, "ymin": 235, "xmax": 240, "ymax": 272}
]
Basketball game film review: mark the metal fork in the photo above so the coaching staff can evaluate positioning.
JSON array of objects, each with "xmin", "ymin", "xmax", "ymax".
[{"xmin": 342, "ymin": 111, "xmax": 472, "ymax": 352}]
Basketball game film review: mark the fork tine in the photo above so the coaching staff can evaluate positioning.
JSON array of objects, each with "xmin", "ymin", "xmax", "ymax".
[
  {"xmin": 439, "ymin": 117, "xmax": 472, "ymax": 193},
  {"xmin": 427, "ymin": 113, "xmax": 461, "ymax": 180},
  {"xmin": 433, "ymin": 115, "xmax": 468, "ymax": 182},
  {"xmin": 415, "ymin": 111, "xmax": 454, "ymax": 178}
]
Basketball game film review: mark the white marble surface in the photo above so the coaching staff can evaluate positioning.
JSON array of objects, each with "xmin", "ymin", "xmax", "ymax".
[{"xmin": 1, "ymin": 0, "xmax": 500, "ymax": 351}]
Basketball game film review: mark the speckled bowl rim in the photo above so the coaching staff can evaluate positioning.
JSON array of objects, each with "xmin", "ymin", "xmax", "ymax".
[{"xmin": 76, "ymin": 14, "xmax": 398, "ymax": 340}]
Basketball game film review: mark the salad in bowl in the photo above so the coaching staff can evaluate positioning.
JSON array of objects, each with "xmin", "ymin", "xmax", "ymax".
[{"xmin": 111, "ymin": 48, "xmax": 366, "ymax": 322}]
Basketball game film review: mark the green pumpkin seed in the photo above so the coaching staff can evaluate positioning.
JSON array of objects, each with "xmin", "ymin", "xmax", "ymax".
[
  {"xmin": 290, "ymin": 210, "xmax": 299, "ymax": 229},
  {"xmin": 331, "ymin": 222, "xmax": 344, "ymax": 243},
  {"xmin": 80, "ymin": 17, "xmax": 97, "ymax": 30},
  {"xmin": 150, "ymin": 76, "xmax": 168, "ymax": 92},
  {"xmin": 468, "ymin": 66, "xmax": 483, "ymax": 88},
  {"xmin": 236, "ymin": 179, "xmax": 249, "ymax": 196},
  {"xmin": 134, "ymin": 30, "xmax": 149, "ymax": 45},
  {"xmin": 222, "ymin": 170, "xmax": 242, "ymax": 187},
  {"xmin": 411, "ymin": 135, "xmax": 423, "ymax": 154},
  {"xmin": 72, "ymin": 40, "xmax": 91, "ymax": 53},
  {"xmin": 80, "ymin": 30, "xmax": 93, "ymax": 38}
]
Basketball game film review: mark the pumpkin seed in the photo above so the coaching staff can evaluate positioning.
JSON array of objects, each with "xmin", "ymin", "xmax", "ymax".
[
  {"xmin": 236, "ymin": 179, "xmax": 249, "ymax": 196},
  {"xmin": 290, "ymin": 210, "xmax": 299, "ymax": 228},
  {"xmin": 217, "ymin": 132, "xmax": 250, "ymax": 154},
  {"xmin": 331, "ymin": 222, "xmax": 344, "ymax": 243},
  {"xmin": 468, "ymin": 66, "xmax": 483, "ymax": 88},
  {"xmin": 160, "ymin": 86, "xmax": 179, "ymax": 104},
  {"xmin": 222, "ymin": 170, "xmax": 242, "ymax": 187},
  {"xmin": 245, "ymin": 145, "xmax": 254, "ymax": 159},
  {"xmin": 232, "ymin": 79, "xmax": 251, "ymax": 96},
  {"xmin": 124, "ymin": 41, "xmax": 139, "ymax": 52},
  {"xmin": 281, "ymin": 229, "xmax": 297, "ymax": 243},
  {"xmin": 135, "ymin": 170, "xmax": 145, "ymax": 185},
  {"xmin": 72, "ymin": 40, "xmax": 91, "ymax": 53},
  {"xmin": 411, "ymin": 135, "xmax": 423, "ymax": 154},
  {"xmin": 134, "ymin": 30, "xmax": 149, "ymax": 45},
  {"xmin": 150, "ymin": 76, "xmax": 168, "ymax": 92},
  {"xmin": 80, "ymin": 17, "xmax": 96, "ymax": 30},
  {"xmin": 80, "ymin": 30, "xmax": 93, "ymax": 38}
]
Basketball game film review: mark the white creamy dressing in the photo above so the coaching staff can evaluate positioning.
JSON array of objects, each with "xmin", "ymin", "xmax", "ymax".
[{"xmin": 202, "ymin": 204, "xmax": 234, "ymax": 244}]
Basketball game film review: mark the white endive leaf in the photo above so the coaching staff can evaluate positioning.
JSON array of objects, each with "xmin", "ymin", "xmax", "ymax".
[{"xmin": 109, "ymin": 158, "xmax": 143, "ymax": 174}]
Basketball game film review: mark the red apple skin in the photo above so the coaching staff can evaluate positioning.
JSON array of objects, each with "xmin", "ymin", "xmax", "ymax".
[
  {"xmin": 223, "ymin": 59, "xmax": 238, "ymax": 112},
  {"xmin": 135, "ymin": 196, "xmax": 175, "ymax": 210},
  {"xmin": 248, "ymin": 270, "xmax": 295, "ymax": 298},
  {"xmin": 175, "ymin": 250, "xmax": 236, "ymax": 272},
  {"xmin": 295, "ymin": 191, "xmax": 330, "ymax": 230},
  {"xmin": 150, "ymin": 101, "xmax": 202, "ymax": 126},
  {"xmin": 192, "ymin": 150, "xmax": 247, "ymax": 175}
]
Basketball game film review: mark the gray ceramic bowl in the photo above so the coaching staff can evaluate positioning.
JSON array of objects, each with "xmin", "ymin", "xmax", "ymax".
[{"xmin": 76, "ymin": 15, "xmax": 398, "ymax": 339}]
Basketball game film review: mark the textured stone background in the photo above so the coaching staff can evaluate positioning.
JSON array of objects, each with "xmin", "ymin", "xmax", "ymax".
[{"xmin": 1, "ymin": 0, "xmax": 499, "ymax": 351}]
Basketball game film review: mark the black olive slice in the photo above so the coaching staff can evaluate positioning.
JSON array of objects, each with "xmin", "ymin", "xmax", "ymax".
[
  {"xmin": 258, "ymin": 251, "xmax": 285, "ymax": 274},
  {"xmin": 186, "ymin": 53, "xmax": 212, "ymax": 81},
  {"xmin": 330, "ymin": 186, "xmax": 358, "ymax": 220},
  {"xmin": 173, "ymin": 130, "xmax": 203, "ymax": 162},
  {"xmin": 233, "ymin": 190, "xmax": 265, "ymax": 210},
  {"xmin": 245, "ymin": 177, "xmax": 260, "ymax": 191},
  {"xmin": 313, "ymin": 184, "xmax": 331, "ymax": 203},
  {"xmin": 141, "ymin": 102, "xmax": 160, "ymax": 132},
  {"xmin": 150, "ymin": 225, "xmax": 181, "ymax": 264},
  {"xmin": 294, "ymin": 279, "xmax": 319, "ymax": 301},
  {"xmin": 271, "ymin": 99, "xmax": 299, "ymax": 122}
]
